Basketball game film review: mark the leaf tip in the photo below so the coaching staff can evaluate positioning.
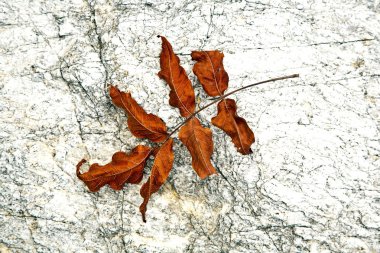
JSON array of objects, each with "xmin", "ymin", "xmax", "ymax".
[
  {"xmin": 139, "ymin": 200, "xmax": 148, "ymax": 223},
  {"xmin": 238, "ymin": 147, "xmax": 253, "ymax": 155},
  {"xmin": 158, "ymin": 35, "xmax": 169, "ymax": 44},
  {"xmin": 199, "ymin": 167, "xmax": 217, "ymax": 180},
  {"xmin": 109, "ymin": 85, "xmax": 120, "ymax": 98},
  {"xmin": 76, "ymin": 158, "xmax": 87, "ymax": 176}
]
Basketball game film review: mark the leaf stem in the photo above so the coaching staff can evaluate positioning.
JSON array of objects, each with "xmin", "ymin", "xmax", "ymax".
[{"xmin": 159, "ymin": 73, "xmax": 299, "ymax": 145}]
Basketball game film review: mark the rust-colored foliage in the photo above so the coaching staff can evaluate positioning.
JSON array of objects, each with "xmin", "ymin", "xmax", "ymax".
[
  {"xmin": 110, "ymin": 86, "xmax": 168, "ymax": 143},
  {"xmin": 178, "ymin": 117, "xmax": 216, "ymax": 179},
  {"xmin": 212, "ymin": 99, "xmax": 255, "ymax": 154},
  {"xmin": 191, "ymin": 50, "xmax": 255, "ymax": 154},
  {"xmin": 191, "ymin": 51, "xmax": 229, "ymax": 96},
  {"xmin": 140, "ymin": 138, "xmax": 174, "ymax": 222},
  {"xmin": 76, "ymin": 145, "xmax": 151, "ymax": 192},
  {"xmin": 157, "ymin": 36, "xmax": 195, "ymax": 117},
  {"xmin": 76, "ymin": 36, "xmax": 257, "ymax": 222},
  {"xmin": 158, "ymin": 37, "xmax": 216, "ymax": 179}
]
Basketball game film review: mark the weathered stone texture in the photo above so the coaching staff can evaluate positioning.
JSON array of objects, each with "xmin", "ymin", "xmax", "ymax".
[{"xmin": 0, "ymin": 0, "xmax": 379, "ymax": 252}]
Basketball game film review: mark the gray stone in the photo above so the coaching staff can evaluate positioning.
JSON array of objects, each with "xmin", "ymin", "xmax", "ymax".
[{"xmin": 0, "ymin": 0, "xmax": 379, "ymax": 252}]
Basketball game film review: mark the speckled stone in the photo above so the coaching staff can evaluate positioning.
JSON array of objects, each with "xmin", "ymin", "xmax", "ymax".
[{"xmin": 1, "ymin": 0, "xmax": 379, "ymax": 252}]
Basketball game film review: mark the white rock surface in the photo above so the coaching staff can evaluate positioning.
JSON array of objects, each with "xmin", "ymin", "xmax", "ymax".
[{"xmin": 1, "ymin": 0, "xmax": 379, "ymax": 252}]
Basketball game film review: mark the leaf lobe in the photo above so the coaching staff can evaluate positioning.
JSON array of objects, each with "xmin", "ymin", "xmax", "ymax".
[
  {"xmin": 191, "ymin": 50, "xmax": 229, "ymax": 97},
  {"xmin": 140, "ymin": 138, "xmax": 175, "ymax": 222},
  {"xmin": 157, "ymin": 36, "xmax": 195, "ymax": 117},
  {"xmin": 212, "ymin": 99, "xmax": 255, "ymax": 154},
  {"xmin": 76, "ymin": 145, "xmax": 151, "ymax": 192},
  {"xmin": 178, "ymin": 117, "xmax": 216, "ymax": 179},
  {"xmin": 110, "ymin": 85, "xmax": 168, "ymax": 142}
]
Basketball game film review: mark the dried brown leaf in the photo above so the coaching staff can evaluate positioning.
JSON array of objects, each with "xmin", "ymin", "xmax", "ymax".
[
  {"xmin": 192, "ymin": 50, "xmax": 255, "ymax": 154},
  {"xmin": 110, "ymin": 85, "xmax": 168, "ymax": 142},
  {"xmin": 178, "ymin": 117, "xmax": 216, "ymax": 179},
  {"xmin": 212, "ymin": 99, "xmax": 255, "ymax": 154},
  {"xmin": 140, "ymin": 138, "xmax": 175, "ymax": 222},
  {"xmin": 74, "ymin": 36, "xmax": 286, "ymax": 222},
  {"xmin": 76, "ymin": 145, "xmax": 151, "ymax": 192},
  {"xmin": 158, "ymin": 36, "xmax": 195, "ymax": 117},
  {"xmin": 191, "ymin": 50, "xmax": 229, "ymax": 97}
]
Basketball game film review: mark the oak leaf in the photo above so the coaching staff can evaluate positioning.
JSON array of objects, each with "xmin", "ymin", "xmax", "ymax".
[
  {"xmin": 157, "ymin": 36, "xmax": 195, "ymax": 117},
  {"xmin": 178, "ymin": 117, "xmax": 216, "ymax": 179},
  {"xmin": 191, "ymin": 50, "xmax": 229, "ymax": 97},
  {"xmin": 76, "ymin": 145, "xmax": 151, "ymax": 192},
  {"xmin": 212, "ymin": 99, "xmax": 255, "ymax": 155},
  {"xmin": 140, "ymin": 138, "xmax": 174, "ymax": 222},
  {"xmin": 110, "ymin": 85, "xmax": 168, "ymax": 143}
]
